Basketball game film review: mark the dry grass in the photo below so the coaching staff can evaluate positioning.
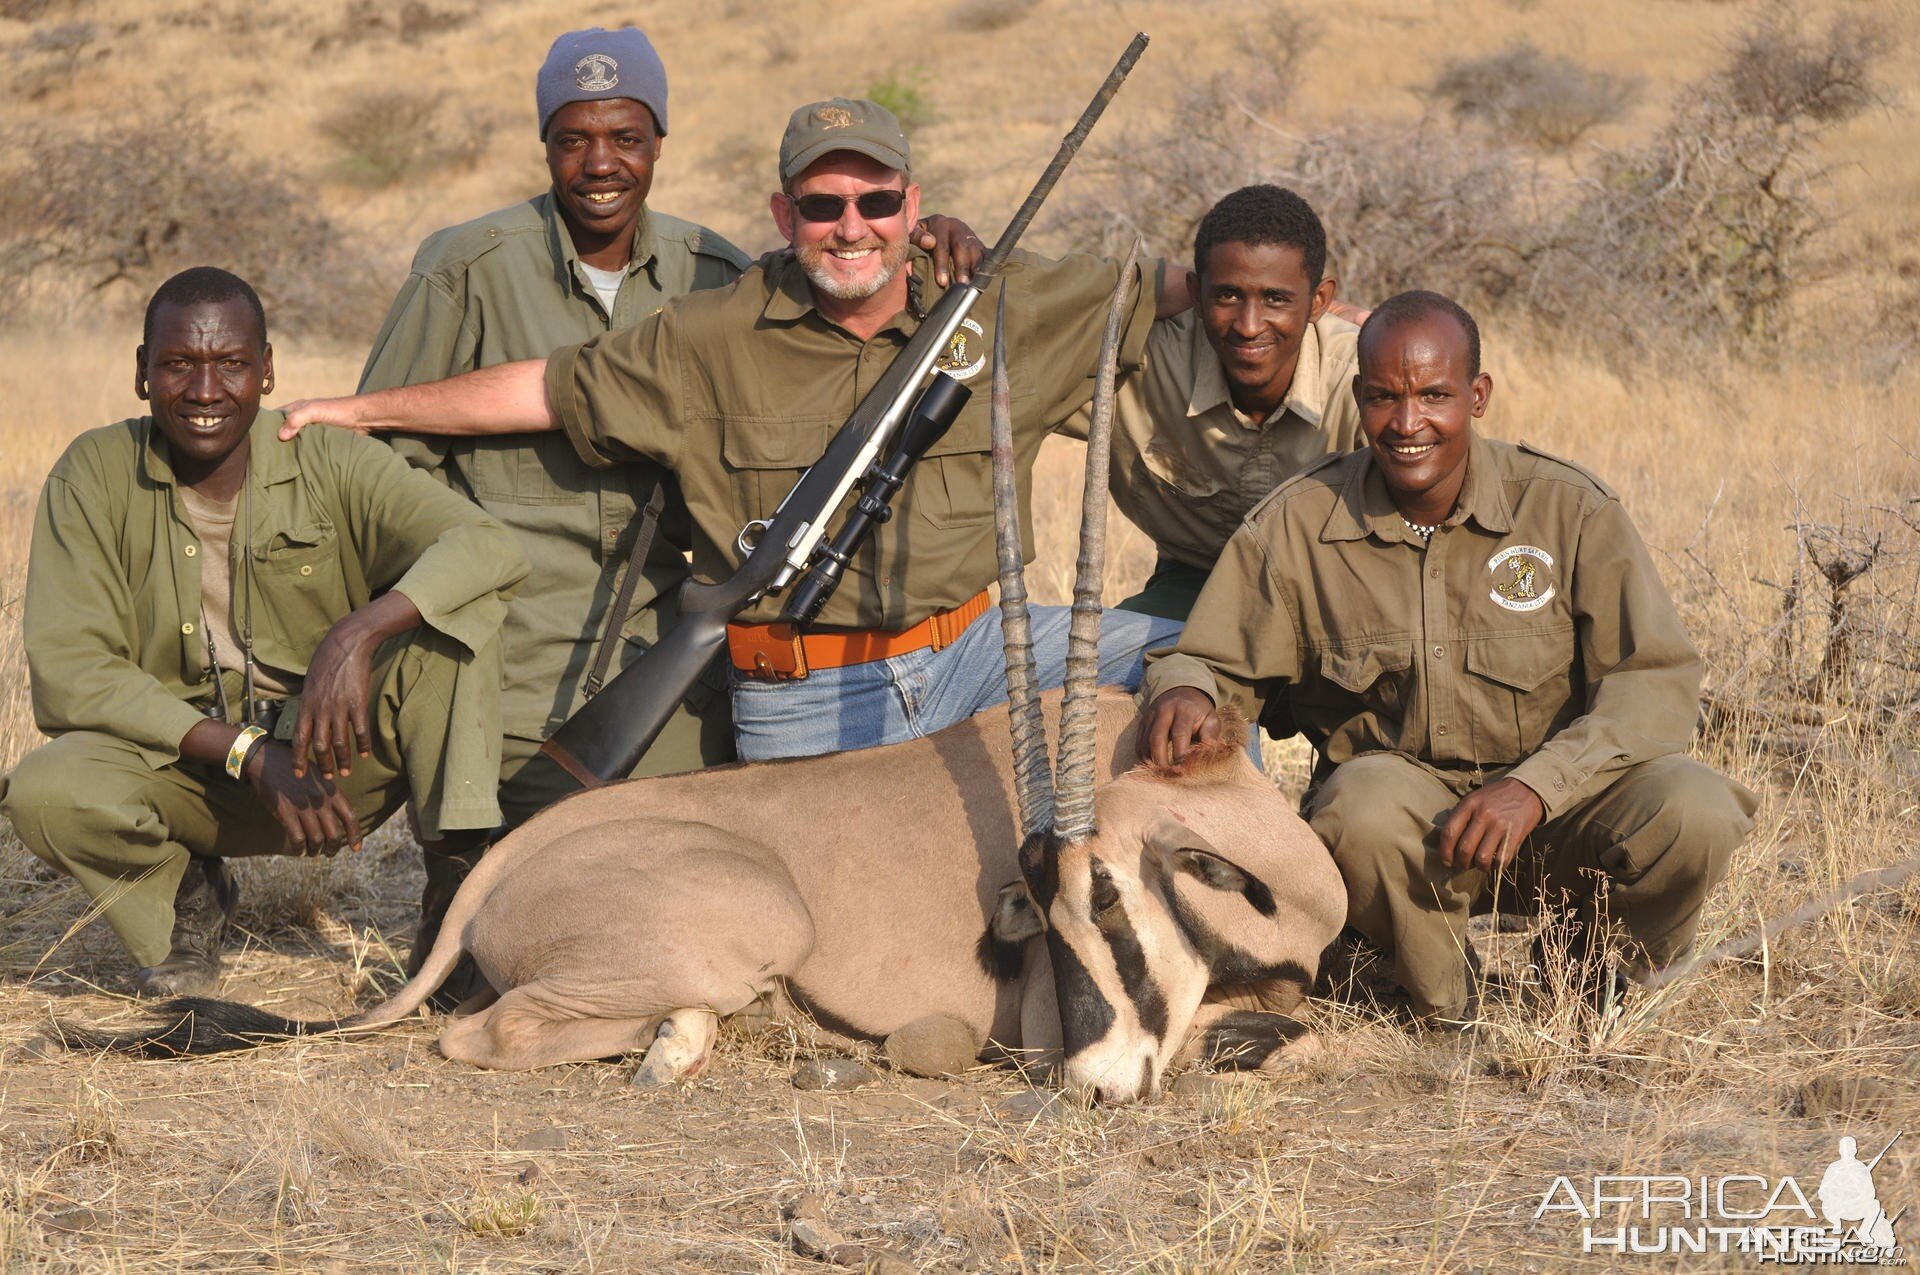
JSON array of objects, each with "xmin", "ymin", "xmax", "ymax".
[{"xmin": 2, "ymin": 0, "xmax": 1918, "ymax": 1271}]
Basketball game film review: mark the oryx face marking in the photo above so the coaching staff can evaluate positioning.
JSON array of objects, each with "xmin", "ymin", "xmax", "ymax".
[{"xmin": 1036, "ymin": 797, "xmax": 1329, "ymax": 1104}]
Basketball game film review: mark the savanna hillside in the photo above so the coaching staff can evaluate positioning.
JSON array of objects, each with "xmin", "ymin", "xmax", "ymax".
[{"xmin": 1, "ymin": 0, "xmax": 1917, "ymax": 1271}]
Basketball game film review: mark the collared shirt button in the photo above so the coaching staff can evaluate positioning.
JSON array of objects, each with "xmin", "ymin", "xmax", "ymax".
[
  {"xmin": 1432, "ymin": 644, "xmax": 1445, "ymax": 658},
  {"xmin": 1430, "ymin": 567, "xmax": 1441, "ymax": 579},
  {"xmin": 184, "ymin": 544, "xmax": 197, "ymax": 557},
  {"xmin": 299, "ymin": 564, "xmax": 313, "ymax": 576},
  {"xmin": 1436, "ymin": 724, "xmax": 1449, "ymax": 735},
  {"xmin": 181, "ymin": 622, "xmax": 195, "ymax": 635}
]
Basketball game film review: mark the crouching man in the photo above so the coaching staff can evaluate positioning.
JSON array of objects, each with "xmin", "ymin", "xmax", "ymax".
[
  {"xmin": 0, "ymin": 268, "xmax": 529, "ymax": 997},
  {"xmin": 1138, "ymin": 291, "xmax": 1757, "ymax": 1024}
]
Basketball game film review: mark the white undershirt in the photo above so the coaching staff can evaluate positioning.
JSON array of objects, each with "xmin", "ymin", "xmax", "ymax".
[{"xmin": 578, "ymin": 261, "xmax": 625, "ymax": 316}]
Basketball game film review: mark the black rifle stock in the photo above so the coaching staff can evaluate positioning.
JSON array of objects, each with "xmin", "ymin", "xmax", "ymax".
[{"xmin": 539, "ymin": 32, "xmax": 1149, "ymax": 788}]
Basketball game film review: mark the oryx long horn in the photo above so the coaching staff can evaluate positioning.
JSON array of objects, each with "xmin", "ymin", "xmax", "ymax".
[
  {"xmin": 990, "ymin": 288, "xmax": 1055, "ymax": 842},
  {"xmin": 1053, "ymin": 240, "xmax": 1139, "ymax": 843}
]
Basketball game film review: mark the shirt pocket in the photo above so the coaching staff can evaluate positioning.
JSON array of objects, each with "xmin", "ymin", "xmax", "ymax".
[
  {"xmin": 1314, "ymin": 642, "xmax": 1415, "ymax": 719},
  {"xmin": 722, "ymin": 414, "xmax": 838, "ymax": 526},
  {"xmin": 461, "ymin": 434, "xmax": 595, "ymax": 506},
  {"xmin": 1462, "ymin": 633, "xmax": 1576, "ymax": 762},
  {"xmin": 911, "ymin": 408, "xmax": 992, "ymax": 530},
  {"xmin": 1142, "ymin": 438, "xmax": 1227, "ymax": 499},
  {"xmin": 251, "ymin": 522, "xmax": 353, "ymax": 665}
]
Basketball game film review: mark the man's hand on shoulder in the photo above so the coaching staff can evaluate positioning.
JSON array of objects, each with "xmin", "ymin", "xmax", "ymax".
[
  {"xmin": 245, "ymin": 741, "xmax": 361, "ymax": 855},
  {"xmin": 915, "ymin": 214, "xmax": 986, "ymax": 287},
  {"xmin": 1140, "ymin": 687, "xmax": 1222, "ymax": 768},
  {"xmin": 292, "ymin": 592, "xmax": 423, "ymax": 779},
  {"xmin": 1436, "ymin": 777, "xmax": 1546, "ymax": 873},
  {"xmin": 277, "ymin": 396, "xmax": 370, "ymax": 442}
]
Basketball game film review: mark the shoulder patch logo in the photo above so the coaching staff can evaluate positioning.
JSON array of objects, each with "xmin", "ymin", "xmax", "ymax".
[
  {"xmin": 933, "ymin": 317, "xmax": 987, "ymax": 381},
  {"xmin": 1488, "ymin": 544, "xmax": 1556, "ymax": 613},
  {"xmin": 574, "ymin": 54, "xmax": 619, "ymax": 92}
]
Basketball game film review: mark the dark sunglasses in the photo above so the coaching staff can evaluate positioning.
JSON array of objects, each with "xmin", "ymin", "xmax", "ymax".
[{"xmin": 786, "ymin": 189, "xmax": 908, "ymax": 224}]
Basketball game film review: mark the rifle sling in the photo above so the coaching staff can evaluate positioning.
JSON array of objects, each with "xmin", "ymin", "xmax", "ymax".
[{"xmin": 584, "ymin": 481, "xmax": 666, "ymax": 701}]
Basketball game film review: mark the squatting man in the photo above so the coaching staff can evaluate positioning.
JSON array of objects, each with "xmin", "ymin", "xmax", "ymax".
[
  {"xmin": 1139, "ymin": 291, "xmax": 1759, "ymax": 1024},
  {"xmin": 0, "ymin": 269, "xmax": 528, "ymax": 996}
]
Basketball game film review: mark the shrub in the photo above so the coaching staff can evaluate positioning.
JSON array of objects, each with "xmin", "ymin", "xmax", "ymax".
[
  {"xmin": 949, "ymin": 0, "xmax": 1036, "ymax": 31},
  {"xmin": 319, "ymin": 88, "xmax": 489, "ymax": 188},
  {"xmin": 1056, "ymin": 0, "xmax": 1893, "ymax": 356},
  {"xmin": 1531, "ymin": 7, "xmax": 1893, "ymax": 345},
  {"xmin": 1428, "ymin": 42, "xmax": 1640, "ymax": 150},
  {"xmin": 0, "ymin": 113, "xmax": 391, "ymax": 341},
  {"xmin": 866, "ymin": 71, "xmax": 936, "ymax": 131}
]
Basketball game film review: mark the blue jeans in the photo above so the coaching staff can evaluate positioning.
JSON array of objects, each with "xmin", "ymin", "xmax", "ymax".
[{"xmin": 730, "ymin": 606, "xmax": 1186, "ymax": 761}]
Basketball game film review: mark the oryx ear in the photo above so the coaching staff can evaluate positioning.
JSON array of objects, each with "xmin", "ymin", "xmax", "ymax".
[
  {"xmin": 991, "ymin": 881, "xmax": 1047, "ymax": 942},
  {"xmin": 1146, "ymin": 813, "xmax": 1277, "ymax": 917}
]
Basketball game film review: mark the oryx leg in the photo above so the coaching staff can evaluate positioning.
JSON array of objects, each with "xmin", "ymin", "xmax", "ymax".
[
  {"xmin": 631, "ymin": 1008, "xmax": 720, "ymax": 1087},
  {"xmin": 436, "ymin": 984, "xmax": 663, "ymax": 1070},
  {"xmin": 1174, "ymin": 1003, "xmax": 1319, "ymax": 1073}
]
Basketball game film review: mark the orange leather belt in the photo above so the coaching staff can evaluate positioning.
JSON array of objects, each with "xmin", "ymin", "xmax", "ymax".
[{"xmin": 727, "ymin": 590, "xmax": 992, "ymax": 681}]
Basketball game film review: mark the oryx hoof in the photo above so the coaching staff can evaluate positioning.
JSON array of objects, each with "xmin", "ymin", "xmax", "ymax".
[
  {"xmin": 884, "ymin": 1015, "xmax": 980, "ymax": 1079},
  {"xmin": 631, "ymin": 1009, "xmax": 718, "ymax": 1088}
]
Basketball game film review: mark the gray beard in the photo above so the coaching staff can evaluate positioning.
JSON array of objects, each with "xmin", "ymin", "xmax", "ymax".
[{"xmin": 798, "ymin": 240, "xmax": 908, "ymax": 301}]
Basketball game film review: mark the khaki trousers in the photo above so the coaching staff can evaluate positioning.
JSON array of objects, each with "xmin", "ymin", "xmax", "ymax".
[
  {"xmin": 1305, "ymin": 752, "xmax": 1758, "ymax": 1018},
  {"xmin": 0, "ymin": 629, "xmax": 502, "ymax": 968}
]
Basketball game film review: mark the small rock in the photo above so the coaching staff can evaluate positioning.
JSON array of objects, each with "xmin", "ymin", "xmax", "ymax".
[
  {"xmin": 45, "ymin": 1207, "xmax": 102, "ymax": 1233},
  {"xmin": 1170, "ymin": 1071, "xmax": 1229, "ymax": 1098},
  {"xmin": 784, "ymin": 1193, "xmax": 830, "ymax": 1224},
  {"xmin": 18, "ymin": 1036, "xmax": 63, "ymax": 1061},
  {"xmin": 790, "ymin": 1216, "xmax": 849, "ymax": 1260},
  {"xmin": 792, "ymin": 1058, "xmax": 874, "ymax": 1092},
  {"xmin": 501, "ymin": 1159, "xmax": 543, "ymax": 1187},
  {"xmin": 863, "ymin": 1251, "xmax": 920, "ymax": 1274},
  {"xmin": 826, "ymin": 1242, "xmax": 867, "ymax": 1266},
  {"xmin": 514, "ymin": 1127, "xmax": 570, "ymax": 1152},
  {"xmin": 884, "ymin": 1017, "xmax": 978, "ymax": 1079},
  {"xmin": 997, "ymin": 1089, "xmax": 1061, "ymax": 1120}
]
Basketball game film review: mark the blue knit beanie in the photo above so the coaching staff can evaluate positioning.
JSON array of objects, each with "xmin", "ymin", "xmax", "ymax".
[{"xmin": 537, "ymin": 28, "xmax": 668, "ymax": 139}]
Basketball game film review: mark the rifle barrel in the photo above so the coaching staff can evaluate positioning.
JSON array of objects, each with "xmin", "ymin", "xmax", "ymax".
[{"xmin": 976, "ymin": 33, "xmax": 1148, "ymax": 282}]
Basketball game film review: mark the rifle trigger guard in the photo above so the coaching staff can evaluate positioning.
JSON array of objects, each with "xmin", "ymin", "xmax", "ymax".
[{"xmin": 738, "ymin": 518, "xmax": 771, "ymax": 556}]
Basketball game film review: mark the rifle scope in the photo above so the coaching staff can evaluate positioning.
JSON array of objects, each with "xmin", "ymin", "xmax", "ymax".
[{"xmin": 780, "ymin": 372, "xmax": 971, "ymax": 629}]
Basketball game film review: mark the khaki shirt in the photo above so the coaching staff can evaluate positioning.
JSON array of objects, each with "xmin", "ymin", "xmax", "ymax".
[
  {"xmin": 23, "ymin": 410, "xmax": 528, "ymax": 769},
  {"xmin": 1143, "ymin": 435, "xmax": 1702, "ymax": 817},
  {"xmin": 547, "ymin": 247, "xmax": 1161, "ymax": 628},
  {"xmin": 358, "ymin": 195, "xmax": 748, "ymax": 740},
  {"xmin": 1070, "ymin": 310, "xmax": 1362, "ymax": 569}
]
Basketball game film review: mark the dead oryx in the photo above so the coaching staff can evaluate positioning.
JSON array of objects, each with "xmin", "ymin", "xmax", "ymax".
[{"xmin": 60, "ymin": 270, "xmax": 1346, "ymax": 1103}]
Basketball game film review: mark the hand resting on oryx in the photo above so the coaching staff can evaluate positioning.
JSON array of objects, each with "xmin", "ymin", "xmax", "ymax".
[{"xmin": 56, "ymin": 260, "xmax": 1348, "ymax": 1104}]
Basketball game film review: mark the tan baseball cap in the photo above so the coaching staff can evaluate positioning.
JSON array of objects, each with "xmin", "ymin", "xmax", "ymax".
[{"xmin": 778, "ymin": 98, "xmax": 911, "ymax": 185}]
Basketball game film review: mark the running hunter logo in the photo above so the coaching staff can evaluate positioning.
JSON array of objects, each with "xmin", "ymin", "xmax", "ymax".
[{"xmin": 1534, "ymin": 1134, "xmax": 1905, "ymax": 1263}]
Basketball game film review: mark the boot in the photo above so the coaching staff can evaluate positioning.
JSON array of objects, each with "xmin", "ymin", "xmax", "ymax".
[
  {"xmin": 412, "ymin": 836, "xmax": 490, "ymax": 1011},
  {"xmin": 131, "ymin": 857, "xmax": 238, "ymax": 999}
]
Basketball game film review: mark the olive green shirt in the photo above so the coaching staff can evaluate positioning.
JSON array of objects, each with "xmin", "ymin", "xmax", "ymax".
[
  {"xmin": 1072, "ymin": 309, "xmax": 1362, "ymax": 570},
  {"xmin": 23, "ymin": 410, "xmax": 529, "ymax": 770},
  {"xmin": 547, "ymin": 247, "xmax": 1162, "ymax": 628},
  {"xmin": 1143, "ymin": 435, "xmax": 1702, "ymax": 817},
  {"xmin": 358, "ymin": 194, "xmax": 748, "ymax": 740}
]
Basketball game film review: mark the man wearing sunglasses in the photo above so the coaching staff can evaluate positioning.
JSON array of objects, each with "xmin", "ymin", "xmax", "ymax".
[
  {"xmin": 284, "ymin": 96, "xmax": 1191, "ymax": 763},
  {"xmin": 354, "ymin": 35, "xmax": 984, "ymax": 984}
]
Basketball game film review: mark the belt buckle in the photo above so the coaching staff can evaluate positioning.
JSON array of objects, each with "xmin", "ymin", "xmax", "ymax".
[{"xmin": 743, "ymin": 627, "xmax": 809, "ymax": 682}]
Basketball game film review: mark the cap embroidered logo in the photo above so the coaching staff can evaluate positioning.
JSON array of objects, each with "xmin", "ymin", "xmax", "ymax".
[{"xmin": 574, "ymin": 53, "xmax": 619, "ymax": 92}]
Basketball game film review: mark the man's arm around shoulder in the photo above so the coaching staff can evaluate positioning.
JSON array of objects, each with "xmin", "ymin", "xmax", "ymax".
[{"xmin": 281, "ymin": 358, "xmax": 554, "ymax": 442}]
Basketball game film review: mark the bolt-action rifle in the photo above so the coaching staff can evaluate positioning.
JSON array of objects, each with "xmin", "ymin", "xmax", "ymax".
[{"xmin": 538, "ymin": 32, "xmax": 1150, "ymax": 788}]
